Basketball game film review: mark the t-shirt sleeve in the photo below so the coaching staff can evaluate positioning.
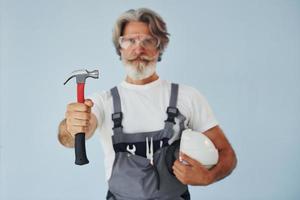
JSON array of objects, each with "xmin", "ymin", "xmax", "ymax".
[
  {"xmin": 186, "ymin": 87, "xmax": 218, "ymax": 133},
  {"xmin": 86, "ymin": 92, "xmax": 105, "ymax": 130}
]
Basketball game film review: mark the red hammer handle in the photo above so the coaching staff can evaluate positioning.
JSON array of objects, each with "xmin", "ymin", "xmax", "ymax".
[
  {"xmin": 77, "ymin": 83, "xmax": 85, "ymax": 103},
  {"xmin": 75, "ymin": 83, "xmax": 89, "ymax": 165}
]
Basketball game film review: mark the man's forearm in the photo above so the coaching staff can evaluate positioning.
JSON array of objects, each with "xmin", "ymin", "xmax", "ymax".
[{"xmin": 208, "ymin": 148, "xmax": 237, "ymax": 184}]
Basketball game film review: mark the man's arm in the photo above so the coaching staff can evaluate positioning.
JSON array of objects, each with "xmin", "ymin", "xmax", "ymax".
[
  {"xmin": 57, "ymin": 113, "xmax": 98, "ymax": 148},
  {"xmin": 173, "ymin": 125, "xmax": 237, "ymax": 185},
  {"xmin": 203, "ymin": 125, "xmax": 237, "ymax": 183}
]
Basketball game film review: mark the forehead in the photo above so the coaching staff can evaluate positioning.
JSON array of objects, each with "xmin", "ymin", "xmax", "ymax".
[{"xmin": 123, "ymin": 21, "xmax": 151, "ymax": 36}]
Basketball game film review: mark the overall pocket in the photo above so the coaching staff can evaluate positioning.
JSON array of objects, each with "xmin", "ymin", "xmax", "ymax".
[
  {"xmin": 165, "ymin": 140, "xmax": 180, "ymax": 176},
  {"xmin": 153, "ymin": 145, "xmax": 188, "ymax": 198},
  {"xmin": 108, "ymin": 152, "xmax": 159, "ymax": 199}
]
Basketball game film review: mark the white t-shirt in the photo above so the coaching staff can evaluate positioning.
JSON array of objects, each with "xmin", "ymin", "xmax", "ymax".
[{"xmin": 88, "ymin": 78, "xmax": 218, "ymax": 181}]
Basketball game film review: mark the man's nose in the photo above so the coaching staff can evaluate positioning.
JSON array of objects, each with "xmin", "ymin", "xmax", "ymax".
[{"xmin": 133, "ymin": 44, "xmax": 145, "ymax": 55}]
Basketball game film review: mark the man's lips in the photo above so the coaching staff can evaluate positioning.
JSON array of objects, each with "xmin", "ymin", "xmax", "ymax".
[
  {"xmin": 127, "ymin": 57, "xmax": 144, "ymax": 61},
  {"xmin": 127, "ymin": 57, "xmax": 154, "ymax": 62}
]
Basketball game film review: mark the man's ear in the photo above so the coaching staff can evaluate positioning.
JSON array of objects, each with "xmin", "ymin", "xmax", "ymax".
[
  {"xmin": 119, "ymin": 50, "xmax": 123, "ymax": 60},
  {"xmin": 157, "ymin": 56, "xmax": 161, "ymax": 62},
  {"xmin": 157, "ymin": 52, "xmax": 162, "ymax": 62}
]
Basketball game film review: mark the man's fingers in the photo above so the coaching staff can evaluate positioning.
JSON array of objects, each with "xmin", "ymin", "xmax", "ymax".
[
  {"xmin": 173, "ymin": 169, "xmax": 183, "ymax": 180},
  {"xmin": 173, "ymin": 159, "xmax": 193, "ymax": 178},
  {"xmin": 180, "ymin": 153, "xmax": 201, "ymax": 167},
  {"xmin": 65, "ymin": 111, "xmax": 91, "ymax": 120},
  {"xmin": 172, "ymin": 160, "xmax": 183, "ymax": 173},
  {"xmin": 67, "ymin": 102, "xmax": 91, "ymax": 112},
  {"xmin": 173, "ymin": 159, "xmax": 189, "ymax": 172},
  {"xmin": 67, "ymin": 118, "xmax": 90, "ymax": 126},
  {"xmin": 65, "ymin": 100, "xmax": 94, "ymax": 137},
  {"xmin": 67, "ymin": 125, "xmax": 89, "ymax": 136},
  {"xmin": 173, "ymin": 163, "xmax": 184, "ymax": 177},
  {"xmin": 173, "ymin": 167, "xmax": 188, "ymax": 185}
]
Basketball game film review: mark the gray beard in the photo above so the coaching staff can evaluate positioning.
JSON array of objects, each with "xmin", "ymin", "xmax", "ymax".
[{"xmin": 122, "ymin": 59, "xmax": 157, "ymax": 80}]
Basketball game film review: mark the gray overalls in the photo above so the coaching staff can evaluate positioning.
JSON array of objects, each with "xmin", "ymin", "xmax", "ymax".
[{"xmin": 106, "ymin": 83, "xmax": 190, "ymax": 200}]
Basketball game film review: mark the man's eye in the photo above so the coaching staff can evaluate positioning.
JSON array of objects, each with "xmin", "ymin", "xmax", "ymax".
[
  {"xmin": 144, "ymin": 39, "xmax": 154, "ymax": 45},
  {"xmin": 128, "ymin": 38, "xmax": 136, "ymax": 44},
  {"xmin": 143, "ymin": 38, "xmax": 157, "ymax": 47},
  {"xmin": 143, "ymin": 39, "xmax": 151, "ymax": 44}
]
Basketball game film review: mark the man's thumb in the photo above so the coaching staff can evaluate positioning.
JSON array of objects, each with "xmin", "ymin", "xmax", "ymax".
[{"xmin": 84, "ymin": 99, "xmax": 94, "ymax": 107}]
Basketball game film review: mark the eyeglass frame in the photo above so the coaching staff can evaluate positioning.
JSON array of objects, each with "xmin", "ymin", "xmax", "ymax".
[{"xmin": 118, "ymin": 34, "xmax": 160, "ymax": 50}]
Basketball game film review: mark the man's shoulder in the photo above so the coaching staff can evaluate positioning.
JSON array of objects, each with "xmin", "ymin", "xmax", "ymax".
[{"xmin": 165, "ymin": 80, "xmax": 201, "ymax": 96}]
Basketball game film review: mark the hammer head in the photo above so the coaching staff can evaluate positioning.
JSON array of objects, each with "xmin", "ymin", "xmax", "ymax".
[{"xmin": 64, "ymin": 69, "xmax": 99, "ymax": 85}]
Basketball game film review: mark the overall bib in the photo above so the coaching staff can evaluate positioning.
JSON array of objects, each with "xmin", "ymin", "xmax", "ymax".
[{"xmin": 106, "ymin": 83, "xmax": 190, "ymax": 200}]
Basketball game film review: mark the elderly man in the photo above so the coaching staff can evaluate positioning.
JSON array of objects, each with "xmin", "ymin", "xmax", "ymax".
[{"xmin": 58, "ymin": 8, "xmax": 237, "ymax": 200}]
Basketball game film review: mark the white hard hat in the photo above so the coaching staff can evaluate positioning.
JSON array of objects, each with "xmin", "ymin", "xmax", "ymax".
[{"xmin": 180, "ymin": 129, "xmax": 219, "ymax": 169}]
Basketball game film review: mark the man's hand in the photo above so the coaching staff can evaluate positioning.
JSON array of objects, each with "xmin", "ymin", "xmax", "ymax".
[
  {"xmin": 173, "ymin": 126, "xmax": 237, "ymax": 186},
  {"xmin": 172, "ymin": 153, "xmax": 214, "ymax": 186},
  {"xmin": 58, "ymin": 99, "xmax": 97, "ymax": 148},
  {"xmin": 65, "ymin": 99, "xmax": 95, "ymax": 138}
]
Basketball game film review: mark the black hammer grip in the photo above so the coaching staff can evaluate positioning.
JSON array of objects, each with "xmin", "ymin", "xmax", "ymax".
[{"xmin": 75, "ymin": 133, "xmax": 89, "ymax": 165}]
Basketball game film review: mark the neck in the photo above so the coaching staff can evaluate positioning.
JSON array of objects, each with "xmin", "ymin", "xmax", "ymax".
[{"xmin": 125, "ymin": 73, "xmax": 159, "ymax": 85}]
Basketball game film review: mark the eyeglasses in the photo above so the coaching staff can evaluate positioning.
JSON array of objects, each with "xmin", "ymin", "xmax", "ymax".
[{"xmin": 119, "ymin": 34, "xmax": 160, "ymax": 50}]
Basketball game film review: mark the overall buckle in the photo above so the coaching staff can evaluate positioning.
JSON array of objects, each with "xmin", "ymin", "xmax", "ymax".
[
  {"xmin": 165, "ymin": 106, "xmax": 179, "ymax": 124},
  {"xmin": 112, "ymin": 112, "xmax": 123, "ymax": 129}
]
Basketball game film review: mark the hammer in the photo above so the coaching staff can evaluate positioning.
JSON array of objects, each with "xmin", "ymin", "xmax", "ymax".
[{"xmin": 64, "ymin": 69, "xmax": 99, "ymax": 165}]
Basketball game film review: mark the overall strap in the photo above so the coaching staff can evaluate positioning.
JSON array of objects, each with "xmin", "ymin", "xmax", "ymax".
[
  {"xmin": 110, "ymin": 86, "xmax": 123, "ymax": 136},
  {"xmin": 168, "ymin": 112, "xmax": 186, "ymax": 144},
  {"xmin": 164, "ymin": 83, "xmax": 180, "ymax": 141},
  {"xmin": 164, "ymin": 83, "xmax": 187, "ymax": 144},
  {"xmin": 169, "ymin": 83, "xmax": 179, "ymax": 108}
]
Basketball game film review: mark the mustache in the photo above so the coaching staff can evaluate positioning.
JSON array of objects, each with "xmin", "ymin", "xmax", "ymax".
[{"xmin": 126, "ymin": 54, "xmax": 156, "ymax": 62}]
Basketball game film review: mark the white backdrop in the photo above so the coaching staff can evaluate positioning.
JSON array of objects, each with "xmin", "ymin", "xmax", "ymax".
[{"xmin": 1, "ymin": 0, "xmax": 299, "ymax": 199}]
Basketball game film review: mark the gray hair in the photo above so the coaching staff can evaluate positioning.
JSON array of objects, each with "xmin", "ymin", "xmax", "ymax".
[{"xmin": 112, "ymin": 8, "xmax": 170, "ymax": 62}]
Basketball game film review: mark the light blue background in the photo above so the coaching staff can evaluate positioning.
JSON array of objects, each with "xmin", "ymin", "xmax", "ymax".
[{"xmin": 1, "ymin": 0, "xmax": 299, "ymax": 199}]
